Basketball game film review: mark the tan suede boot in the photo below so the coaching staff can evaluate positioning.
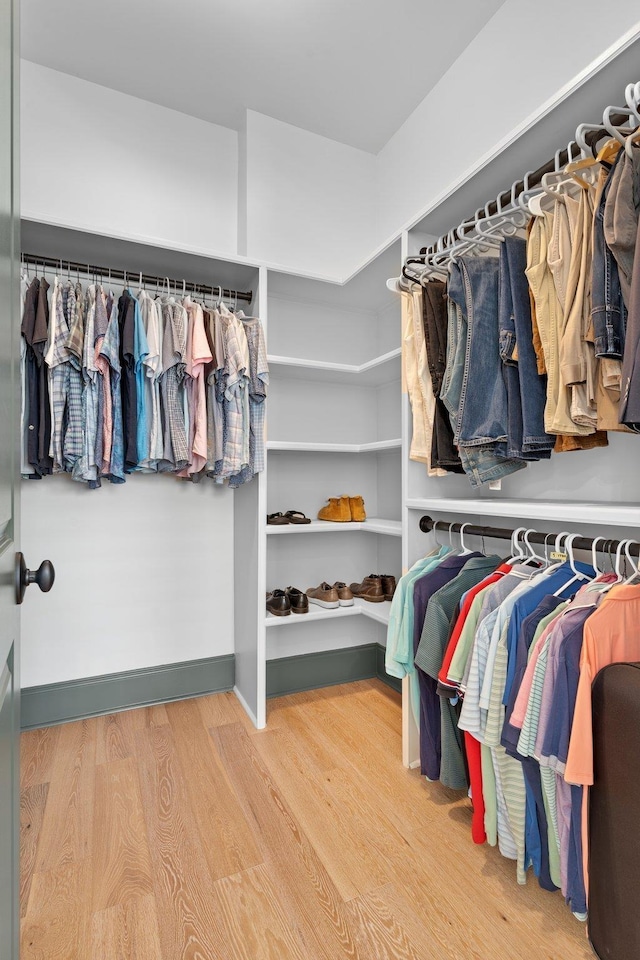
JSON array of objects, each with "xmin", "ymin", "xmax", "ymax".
[
  {"xmin": 349, "ymin": 496, "xmax": 366, "ymax": 521},
  {"xmin": 318, "ymin": 495, "xmax": 351, "ymax": 522}
]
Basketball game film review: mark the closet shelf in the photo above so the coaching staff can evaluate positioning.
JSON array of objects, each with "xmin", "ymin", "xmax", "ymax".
[
  {"xmin": 265, "ymin": 598, "xmax": 391, "ymax": 628},
  {"xmin": 405, "ymin": 497, "xmax": 640, "ymax": 528},
  {"xmin": 266, "ymin": 518, "xmax": 402, "ymax": 537},
  {"xmin": 267, "ymin": 348, "xmax": 401, "ymax": 387},
  {"xmin": 267, "ymin": 439, "xmax": 402, "ymax": 454}
]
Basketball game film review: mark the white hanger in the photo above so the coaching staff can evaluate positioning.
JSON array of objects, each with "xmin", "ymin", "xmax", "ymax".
[
  {"xmin": 458, "ymin": 522, "xmax": 473, "ymax": 555},
  {"xmin": 624, "ymin": 540, "xmax": 640, "ymax": 584},
  {"xmin": 623, "ymin": 540, "xmax": 640, "ymax": 584},
  {"xmin": 506, "ymin": 526, "xmax": 527, "ymax": 563},
  {"xmin": 590, "ymin": 536, "xmax": 608, "ymax": 577},
  {"xmin": 552, "ymin": 533, "xmax": 592, "ymax": 596},
  {"xmin": 523, "ymin": 528, "xmax": 546, "ymax": 565},
  {"xmin": 602, "ymin": 104, "xmax": 639, "ymax": 145}
]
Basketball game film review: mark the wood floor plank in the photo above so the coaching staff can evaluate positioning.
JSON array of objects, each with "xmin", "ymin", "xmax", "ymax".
[
  {"xmin": 141, "ymin": 703, "xmax": 170, "ymax": 727},
  {"xmin": 33, "ymin": 720, "xmax": 96, "ymax": 873},
  {"xmin": 95, "ymin": 712, "xmax": 139, "ymax": 765},
  {"xmin": 92, "ymin": 758, "xmax": 155, "ymax": 912},
  {"xmin": 273, "ymin": 689, "xmax": 442, "ymax": 837},
  {"xmin": 345, "ymin": 884, "xmax": 430, "ymax": 960},
  {"xmin": 20, "ymin": 783, "xmax": 49, "ymax": 918},
  {"xmin": 197, "ymin": 690, "xmax": 256, "ymax": 733},
  {"xmin": 20, "ymin": 726, "xmax": 61, "ymax": 790},
  {"xmin": 21, "ymin": 860, "xmax": 91, "ymax": 960},
  {"xmin": 89, "ymin": 896, "xmax": 164, "ymax": 960},
  {"xmin": 211, "ymin": 721, "xmax": 362, "ymax": 960},
  {"xmin": 135, "ymin": 723, "xmax": 231, "ymax": 960},
  {"xmin": 212, "ymin": 864, "xmax": 308, "ymax": 960},
  {"xmin": 167, "ymin": 697, "xmax": 262, "ymax": 881},
  {"xmin": 253, "ymin": 725, "xmax": 391, "ymax": 900}
]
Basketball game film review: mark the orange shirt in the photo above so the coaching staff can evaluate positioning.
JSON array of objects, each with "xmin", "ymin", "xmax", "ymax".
[{"xmin": 565, "ymin": 583, "xmax": 640, "ymax": 787}]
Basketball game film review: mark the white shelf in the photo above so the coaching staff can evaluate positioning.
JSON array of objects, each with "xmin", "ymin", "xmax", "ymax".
[
  {"xmin": 267, "ymin": 439, "xmax": 402, "ymax": 454},
  {"xmin": 266, "ymin": 517, "xmax": 401, "ymax": 537},
  {"xmin": 406, "ymin": 497, "xmax": 640, "ymax": 528},
  {"xmin": 265, "ymin": 598, "xmax": 392, "ymax": 629},
  {"xmin": 267, "ymin": 348, "xmax": 401, "ymax": 387}
]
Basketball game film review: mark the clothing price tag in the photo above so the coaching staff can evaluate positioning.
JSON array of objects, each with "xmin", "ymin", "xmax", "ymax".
[
  {"xmin": 489, "ymin": 480, "xmax": 502, "ymax": 491},
  {"xmin": 550, "ymin": 551, "xmax": 567, "ymax": 561}
]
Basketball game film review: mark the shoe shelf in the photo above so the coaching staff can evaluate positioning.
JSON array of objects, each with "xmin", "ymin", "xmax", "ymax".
[
  {"xmin": 267, "ymin": 348, "xmax": 401, "ymax": 388},
  {"xmin": 267, "ymin": 439, "xmax": 402, "ymax": 454},
  {"xmin": 265, "ymin": 598, "xmax": 392, "ymax": 628},
  {"xmin": 266, "ymin": 518, "xmax": 402, "ymax": 537},
  {"xmin": 405, "ymin": 497, "xmax": 640, "ymax": 528}
]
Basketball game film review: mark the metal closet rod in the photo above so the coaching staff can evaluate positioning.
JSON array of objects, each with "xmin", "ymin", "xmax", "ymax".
[
  {"xmin": 418, "ymin": 515, "xmax": 640, "ymax": 558},
  {"xmin": 21, "ymin": 252, "xmax": 253, "ymax": 304},
  {"xmin": 418, "ymin": 111, "xmax": 632, "ymax": 257}
]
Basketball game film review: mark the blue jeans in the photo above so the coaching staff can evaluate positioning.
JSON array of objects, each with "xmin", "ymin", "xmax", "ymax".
[
  {"xmin": 592, "ymin": 153, "xmax": 627, "ymax": 358},
  {"xmin": 500, "ymin": 238, "xmax": 554, "ymax": 458},
  {"xmin": 450, "ymin": 256, "xmax": 526, "ymax": 486}
]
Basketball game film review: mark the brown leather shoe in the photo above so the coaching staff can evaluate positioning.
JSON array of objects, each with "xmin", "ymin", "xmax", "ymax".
[
  {"xmin": 318, "ymin": 495, "xmax": 351, "ymax": 522},
  {"xmin": 332, "ymin": 582, "xmax": 354, "ymax": 606},
  {"xmin": 349, "ymin": 576, "xmax": 385, "ymax": 603},
  {"xmin": 306, "ymin": 582, "xmax": 340, "ymax": 608},
  {"xmin": 369, "ymin": 573, "xmax": 397, "ymax": 601},
  {"xmin": 349, "ymin": 496, "xmax": 366, "ymax": 521},
  {"xmin": 285, "ymin": 586, "xmax": 309, "ymax": 614},
  {"xmin": 266, "ymin": 590, "xmax": 291, "ymax": 616}
]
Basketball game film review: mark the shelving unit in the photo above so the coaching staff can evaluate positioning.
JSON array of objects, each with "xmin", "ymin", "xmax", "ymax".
[
  {"xmin": 406, "ymin": 497, "xmax": 640, "ymax": 527},
  {"xmin": 265, "ymin": 598, "xmax": 392, "ymax": 628},
  {"xmin": 266, "ymin": 518, "xmax": 402, "ymax": 536},
  {"xmin": 267, "ymin": 439, "xmax": 402, "ymax": 454},
  {"xmin": 261, "ymin": 242, "xmax": 403, "ymax": 694},
  {"xmin": 267, "ymin": 348, "xmax": 401, "ymax": 386}
]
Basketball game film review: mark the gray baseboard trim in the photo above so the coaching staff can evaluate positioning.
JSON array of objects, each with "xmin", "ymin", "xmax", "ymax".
[
  {"xmin": 266, "ymin": 644, "xmax": 377, "ymax": 698},
  {"xmin": 266, "ymin": 643, "xmax": 401, "ymax": 699},
  {"xmin": 20, "ymin": 654, "xmax": 235, "ymax": 730},
  {"xmin": 376, "ymin": 644, "xmax": 401, "ymax": 694}
]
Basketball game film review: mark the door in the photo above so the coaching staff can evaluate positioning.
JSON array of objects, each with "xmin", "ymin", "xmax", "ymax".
[{"xmin": 0, "ymin": 0, "xmax": 20, "ymax": 957}]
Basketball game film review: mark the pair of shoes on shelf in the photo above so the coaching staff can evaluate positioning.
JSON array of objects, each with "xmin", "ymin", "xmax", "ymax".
[
  {"xmin": 350, "ymin": 574, "xmax": 397, "ymax": 603},
  {"xmin": 266, "ymin": 587, "xmax": 309, "ymax": 616},
  {"xmin": 267, "ymin": 510, "xmax": 311, "ymax": 525},
  {"xmin": 306, "ymin": 582, "xmax": 354, "ymax": 608},
  {"xmin": 317, "ymin": 495, "xmax": 366, "ymax": 523}
]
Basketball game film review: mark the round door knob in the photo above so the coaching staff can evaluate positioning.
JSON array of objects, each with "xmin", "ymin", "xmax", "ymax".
[{"xmin": 15, "ymin": 553, "xmax": 55, "ymax": 605}]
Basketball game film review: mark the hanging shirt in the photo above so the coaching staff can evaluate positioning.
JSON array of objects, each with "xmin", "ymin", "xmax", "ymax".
[
  {"xmin": 98, "ymin": 294, "xmax": 125, "ymax": 484},
  {"xmin": 133, "ymin": 295, "xmax": 150, "ymax": 467},
  {"xmin": 137, "ymin": 291, "xmax": 163, "ymax": 471},
  {"xmin": 117, "ymin": 289, "xmax": 139, "ymax": 472}
]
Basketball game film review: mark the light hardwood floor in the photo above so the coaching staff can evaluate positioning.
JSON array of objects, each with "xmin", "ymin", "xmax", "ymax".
[{"xmin": 20, "ymin": 681, "xmax": 595, "ymax": 960}]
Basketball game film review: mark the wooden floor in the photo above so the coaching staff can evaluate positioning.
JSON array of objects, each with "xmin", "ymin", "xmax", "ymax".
[{"xmin": 19, "ymin": 680, "xmax": 595, "ymax": 960}]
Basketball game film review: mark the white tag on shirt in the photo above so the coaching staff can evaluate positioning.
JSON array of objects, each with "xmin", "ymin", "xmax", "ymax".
[{"xmin": 489, "ymin": 480, "xmax": 502, "ymax": 491}]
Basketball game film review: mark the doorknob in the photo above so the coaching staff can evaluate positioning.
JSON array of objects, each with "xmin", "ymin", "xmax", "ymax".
[{"xmin": 15, "ymin": 553, "xmax": 55, "ymax": 605}]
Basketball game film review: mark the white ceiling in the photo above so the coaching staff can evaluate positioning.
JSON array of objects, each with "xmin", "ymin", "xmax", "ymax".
[{"xmin": 21, "ymin": 0, "xmax": 505, "ymax": 153}]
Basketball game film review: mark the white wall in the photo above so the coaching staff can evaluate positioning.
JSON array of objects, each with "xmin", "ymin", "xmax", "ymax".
[
  {"xmin": 375, "ymin": 0, "xmax": 640, "ymax": 244},
  {"xmin": 20, "ymin": 61, "xmax": 239, "ymax": 256},
  {"xmin": 244, "ymin": 110, "xmax": 377, "ymax": 278},
  {"xmin": 21, "ymin": 476, "xmax": 234, "ymax": 687}
]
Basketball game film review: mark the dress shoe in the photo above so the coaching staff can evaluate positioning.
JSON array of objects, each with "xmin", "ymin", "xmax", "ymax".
[
  {"xmin": 306, "ymin": 582, "xmax": 340, "ymax": 608},
  {"xmin": 349, "ymin": 496, "xmax": 366, "ymax": 521},
  {"xmin": 318, "ymin": 496, "xmax": 351, "ymax": 522},
  {"xmin": 332, "ymin": 582, "xmax": 354, "ymax": 606},
  {"xmin": 349, "ymin": 575, "xmax": 385, "ymax": 603},
  {"xmin": 285, "ymin": 586, "xmax": 309, "ymax": 614},
  {"xmin": 368, "ymin": 573, "xmax": 397, "ymax": 601},
  {"xmin": 266, "ymin": 590, "xmax": 291, "ymax": 616}
]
